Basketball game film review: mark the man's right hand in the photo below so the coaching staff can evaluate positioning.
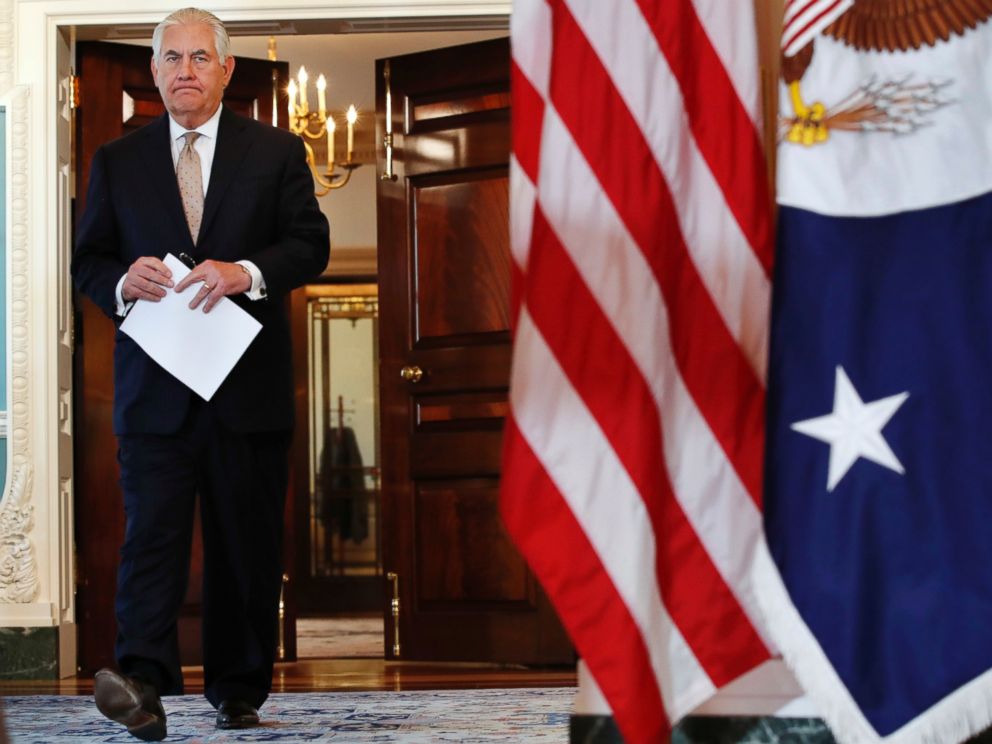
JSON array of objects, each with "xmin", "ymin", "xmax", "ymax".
[{"xmin": 122, "ymin": 257, "xmax": 174, "ymax": 302}]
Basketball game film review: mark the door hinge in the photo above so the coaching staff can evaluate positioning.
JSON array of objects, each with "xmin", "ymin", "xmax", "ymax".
[{"xmin": 70, "ymin": 74, "xmax": 81, "ymax": 110}]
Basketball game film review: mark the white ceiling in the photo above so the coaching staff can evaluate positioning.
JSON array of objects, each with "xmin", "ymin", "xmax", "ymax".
[{"xmin": 230, "ymin": 29, "xmax": 507, "ymax": 113}]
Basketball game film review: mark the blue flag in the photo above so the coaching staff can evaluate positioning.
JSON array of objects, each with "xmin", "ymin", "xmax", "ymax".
[{"xmin": 758, "ymin": 10, "xmax": 992, "ymax": 744}]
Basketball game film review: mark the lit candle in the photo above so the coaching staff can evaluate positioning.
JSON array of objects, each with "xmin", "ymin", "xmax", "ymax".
[
  {"xmin": 346, "ymin": 105, "xmax": 357, "ymax": 162},
  {"xmin": 316, "ymin": 74, "xmax": 327, "ymax": 119},
  {"xmin": 327, "ymin": 116, "xmax": 336, "ymax": 171},
  {"xmin": 287, "ymin": 79, "xmax": 297, "ymax": 124},
  {"xmin": 297, "ymin": 66, "xmax": 308, "ymax": 111}
]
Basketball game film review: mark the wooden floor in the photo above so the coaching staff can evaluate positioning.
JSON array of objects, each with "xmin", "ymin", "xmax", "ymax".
[{"xmin": 0, "ymin": 659, "xmax": 577, "ymax": 696}]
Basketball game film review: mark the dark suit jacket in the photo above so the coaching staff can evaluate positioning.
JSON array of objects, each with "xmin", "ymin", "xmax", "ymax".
[{"xmin": 72, "ymin": 106, "xmax": 329, "ymax": 435}]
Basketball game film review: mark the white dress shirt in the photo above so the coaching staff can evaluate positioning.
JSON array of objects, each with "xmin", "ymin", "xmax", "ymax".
[{"xmin": 115, "ymin": 105, "xmax": 266, "ymax": 315}]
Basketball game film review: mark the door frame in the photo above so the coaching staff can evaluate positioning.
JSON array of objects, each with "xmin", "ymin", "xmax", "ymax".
[
  {"xmin": 0, "ymin": 0, "xmax": 511, "ymax": 676},
  {"xmin": 290, "ymin": 279, "xmax": 384, "ymax": 616}
]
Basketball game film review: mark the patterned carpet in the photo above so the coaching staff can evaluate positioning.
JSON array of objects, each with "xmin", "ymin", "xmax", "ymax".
[{"xmin": 1, "ymin": 687, "xmax": 572, "ymax": 742}]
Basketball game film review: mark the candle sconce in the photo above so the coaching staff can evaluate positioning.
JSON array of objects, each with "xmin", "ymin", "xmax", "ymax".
[{"xmin": 288, "ymin": 66, "xmax": 360, "ymax": 197}]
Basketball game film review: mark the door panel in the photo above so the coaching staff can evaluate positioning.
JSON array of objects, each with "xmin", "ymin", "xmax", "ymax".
[
  {"xmin": 415, "ymin": 482, "xmax": 531, "ymax": 605},
  {"xmin": 377, "ymin": 38, "xmax": 572, "ymax": 664},
  {"xmin": 74, "ymin": 40, "xmax": 292, "ymax": 673},
  {"xmin": 413, "ymin": 173, "xmax": 511, "ymax": 340}
]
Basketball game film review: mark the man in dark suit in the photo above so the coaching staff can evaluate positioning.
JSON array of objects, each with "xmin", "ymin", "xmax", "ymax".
[{"xmin": 72, "ymin": 8, "xmax": 329, "ymax": 741}]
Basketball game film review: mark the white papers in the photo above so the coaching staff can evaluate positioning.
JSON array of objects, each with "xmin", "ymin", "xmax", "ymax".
[{"xmin": 120, "ymin": 253, "xmax": 262, "ymax": 400}]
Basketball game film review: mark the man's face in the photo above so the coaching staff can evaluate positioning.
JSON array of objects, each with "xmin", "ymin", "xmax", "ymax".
[{"xmin": 151, "ymin": 22, "xmax": 235, "ymax": 128}]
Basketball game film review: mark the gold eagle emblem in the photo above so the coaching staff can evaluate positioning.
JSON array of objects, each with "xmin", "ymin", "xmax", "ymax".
[{"xmin": 782, "ymin": 0, "xmax": 992, "ymax": 145}]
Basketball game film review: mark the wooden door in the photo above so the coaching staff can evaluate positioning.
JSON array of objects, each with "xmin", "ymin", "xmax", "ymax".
[
  {"xmin": 376, "ymin": 38, "xmax": 573, "ymax": 664},
  {"xmin": 73, "ymin": 41, "xmax": 294, "ymax": 673}
]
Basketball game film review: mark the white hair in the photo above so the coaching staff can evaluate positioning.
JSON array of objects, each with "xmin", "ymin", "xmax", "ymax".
[{"xmin": 152, "ymin": 8, "xmax": 231, "ymax": 63}]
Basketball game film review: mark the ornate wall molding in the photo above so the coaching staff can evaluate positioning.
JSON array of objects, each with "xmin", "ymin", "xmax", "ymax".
[
  {"xmin": 2, "ymin": 0, "xmax": 38, "ymax": 604},
  {"xmin": 0, "ymin": 463, "xmax": 37, "ymax": 602}
]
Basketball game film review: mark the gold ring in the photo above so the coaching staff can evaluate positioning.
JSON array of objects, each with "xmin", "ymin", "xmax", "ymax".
[{"xmin": 203, "ymin": 284, "xmax": 212, "ymax": 292}]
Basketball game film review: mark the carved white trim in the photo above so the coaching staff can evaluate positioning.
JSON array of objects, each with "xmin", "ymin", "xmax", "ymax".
[
  {"xmin": 0, "ymin": 463, "xmax": 37, "ymax": 602},
  {"xmin": 122, "ymin": 90, "xmax": 134, "ymax": 125},
  {"xmin": 7, "ymin": 84, "xmax": 33, "ymax": 600},
  {"xmin": 2, "ymin": 0, "xmax": 37, "ymax": 605}
]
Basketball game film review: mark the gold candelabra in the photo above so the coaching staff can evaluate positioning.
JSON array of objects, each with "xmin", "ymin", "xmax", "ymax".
[{"xmin": 288, "ymin": 66, "xmax": 360, "ymax": 196}]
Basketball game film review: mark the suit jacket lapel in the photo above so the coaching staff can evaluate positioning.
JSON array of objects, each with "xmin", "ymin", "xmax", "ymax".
[
  {"xmin": 140, "ymin": 113, "xmax": 193, "ymax": 250},
  {"xmin": 199, "ymin": 106, "xmax": 253, "ymax": 249}
]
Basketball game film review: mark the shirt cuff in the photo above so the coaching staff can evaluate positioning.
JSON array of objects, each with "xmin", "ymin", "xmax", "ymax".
[
  {"xmin": 237, "ymin": 260, "xmax": 267, "ymax": 300},
  {"xmin": 114, "ymin": 274, "xmax": 134, "ymax": 317}
]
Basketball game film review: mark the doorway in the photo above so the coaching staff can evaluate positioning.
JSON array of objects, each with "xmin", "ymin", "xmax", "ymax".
[
  {"xmin": 69, "ymin": 25, "xmax": 512, "ymax": 672},
  {"xmin": 248, "ymin": 29, "xmax": 510, "ymax": 662},
  {"xmin": 290, "ymin": 280, "xmax": 383, "ymax": 659}
]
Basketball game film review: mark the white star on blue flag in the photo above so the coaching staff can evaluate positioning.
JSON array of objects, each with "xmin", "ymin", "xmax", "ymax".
[{"xmin": 791, "ymin": 366, "xmax": 909, "ymax": 492}]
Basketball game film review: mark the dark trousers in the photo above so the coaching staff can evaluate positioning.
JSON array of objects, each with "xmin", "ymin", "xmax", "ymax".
[{"xmin": 114, "ymin": 399, "xmax": 290, "ymax": 709}]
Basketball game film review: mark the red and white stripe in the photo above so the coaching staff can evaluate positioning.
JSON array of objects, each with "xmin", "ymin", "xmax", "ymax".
[
  {"xmin": 502, "ymin": 1, "xmax": 775, "ymax": 742},
  {"xmin": 782, "ymin": 0, "xmax": 854, "ymax": 57}
]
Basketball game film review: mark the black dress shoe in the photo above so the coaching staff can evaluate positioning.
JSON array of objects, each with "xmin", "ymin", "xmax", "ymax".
[
  {"xmin": 93, "ymin": 668, "xmax": 167, "ymax": 741},
  {"xmin": 216, "ymin": 699, "xmax": 260, "ymax": 729}
]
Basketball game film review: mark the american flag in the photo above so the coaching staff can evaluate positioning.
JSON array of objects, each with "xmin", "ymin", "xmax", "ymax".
[
  {"xmin": 782, "ymin": 0, "xmax": 854, "ymax": 57},
  {"xmin": 501, "ymin": 0, "xmax": 776, "ymax": 741}
]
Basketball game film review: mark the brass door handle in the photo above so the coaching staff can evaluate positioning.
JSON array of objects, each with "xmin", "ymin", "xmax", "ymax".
[
  {"xmin": 277, "ymin": 572, "xmax": 289, "ymax": 660},
  {"xmin": 386, "ymin": 571, "xmax": 401, "ymax": 657},
  {"xmin": 400, "ymin": 365, "xmax": 423, "ymax": 383}
]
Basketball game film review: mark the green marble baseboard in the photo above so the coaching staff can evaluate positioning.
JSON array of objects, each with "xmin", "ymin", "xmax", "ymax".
[
  {"xmin": 571, "ymin": 714, "xmax": 623, "ymax": 742},
  {"xmin": 572, "ymin": 715, "xmax": 992, "ymax": 743},
  {"xmin": 674, "ymin": 717, "xmax": 834, "ymax": 743},
  {"xmin": 572, "ymin": 715, "xmax": 832, "ymax": 743},
  {"xmin": 0, "ymin": 627, "xmax": 57, "ymax": 679}
]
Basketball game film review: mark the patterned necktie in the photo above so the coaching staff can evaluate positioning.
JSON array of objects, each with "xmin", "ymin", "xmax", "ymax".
[{"xmin": 176, "ymin": 131, "xmax": 204, "ymax": 243}]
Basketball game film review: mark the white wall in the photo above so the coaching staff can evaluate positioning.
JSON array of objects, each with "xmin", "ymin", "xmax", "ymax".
[{"xmin": 231, "ymin": 31, "xmax": 506, "ymax": 250}]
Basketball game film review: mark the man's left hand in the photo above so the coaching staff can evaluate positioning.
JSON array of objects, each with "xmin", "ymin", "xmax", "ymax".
[{"xmin": 174, "ymin": 259, "xmax": 252, "ymax": 313}]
